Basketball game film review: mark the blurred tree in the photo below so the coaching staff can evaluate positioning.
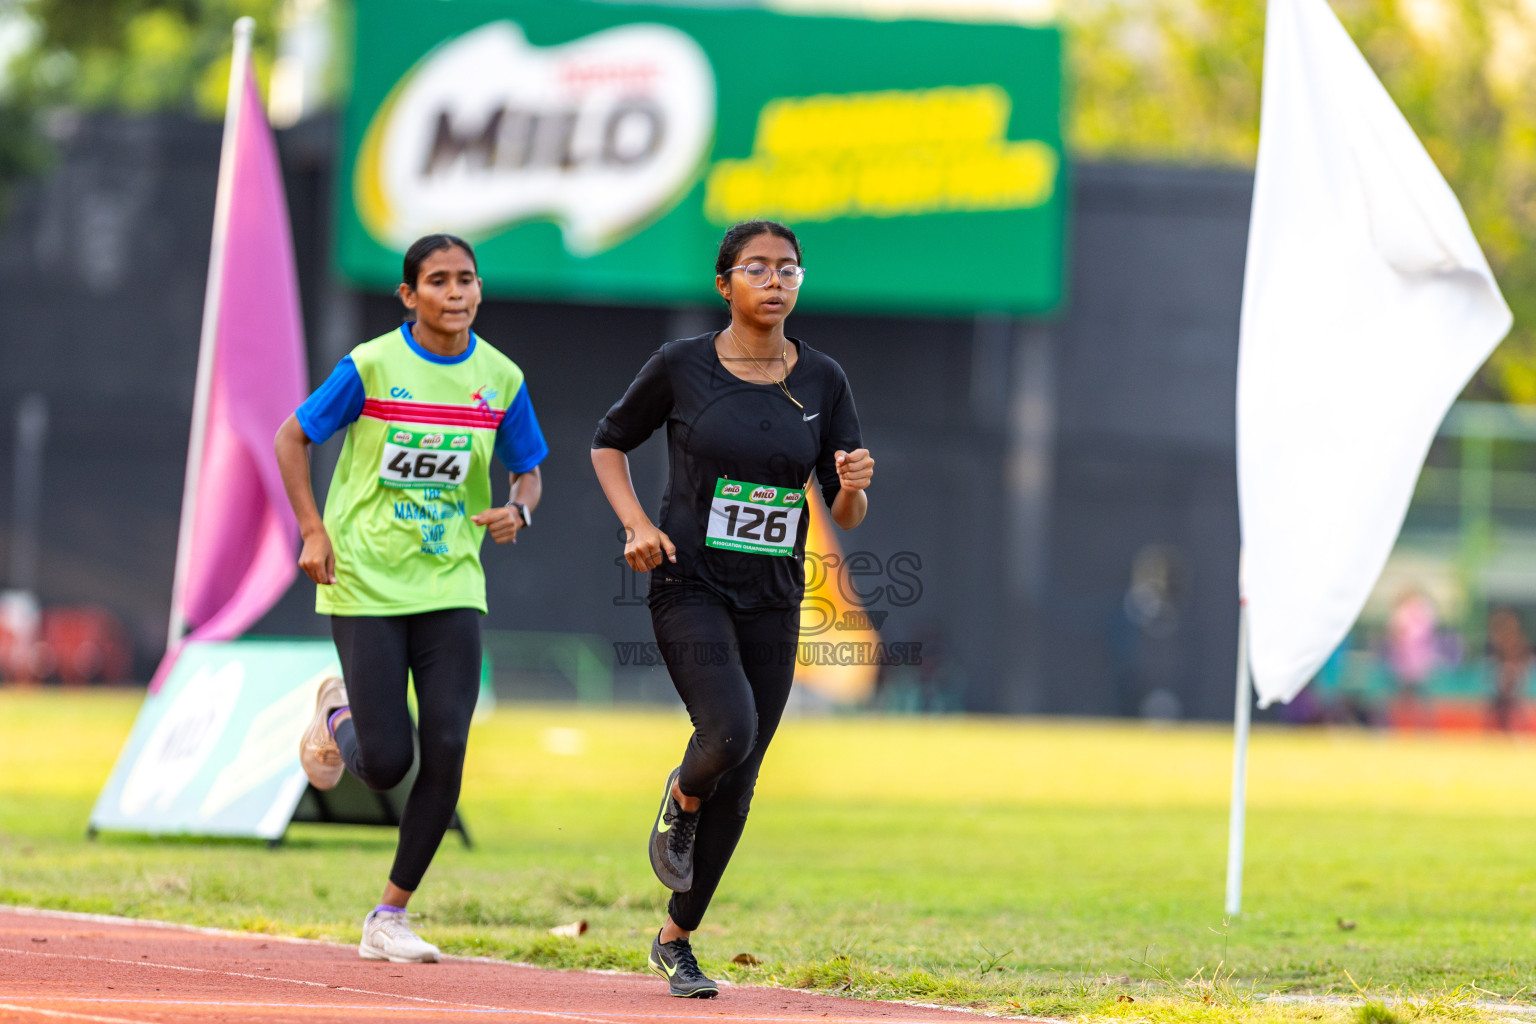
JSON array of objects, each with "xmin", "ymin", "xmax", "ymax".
[
  {"xmin": 0, "ymin": 1, "xmax": 48, "ymax": 218},
  {"xmin": 1064, "ymin": 0, "xmax": 1536, "ymax": 402},
  {"xmin": 0, "ymin": 99, "xmax": 49, "ymax": 194},
  {"xmin": 7, "ymin": 0, "xmax": 280, "ymax": 117},
  {"xmin": 0, "ymin": 0, "xmax": 286, "ymax": 220}
]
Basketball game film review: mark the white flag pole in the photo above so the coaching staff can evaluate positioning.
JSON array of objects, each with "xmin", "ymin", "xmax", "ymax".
[
  {"xmin": 166, "ymin": 17, "xmax": 256, "ymax": 650},
  {"xmin": 1224, "ymin": 600, "xmax": 1253, "ymax": 916}
]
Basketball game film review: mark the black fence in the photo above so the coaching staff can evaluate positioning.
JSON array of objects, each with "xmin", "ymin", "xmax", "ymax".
[{"xmin": 0, "ymin": 113, "xmax": 1247, "ymax": 717}]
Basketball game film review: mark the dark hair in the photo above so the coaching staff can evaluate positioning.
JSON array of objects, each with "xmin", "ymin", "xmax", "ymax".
[
  {"xmin": 715, "ymin": 220, "xmax": 802, "ymax": 279},
  {"xmin": 402, "ymin": 233, "xmax": 476, "ymax": 288}
]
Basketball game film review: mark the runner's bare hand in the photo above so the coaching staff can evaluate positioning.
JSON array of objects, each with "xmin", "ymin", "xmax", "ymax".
[
  {"xmin": 471, "ymin": 506, "xmax": 523, "ymax": 545},
  {"xmin": 299, "ymin": 528, "xmax": 336, "ymax": 585},
  {"xmin": 624, "ymin": 521, "xmax": 676, "ymax": 572},
  {"xmin": 835, "ymin": 449, "xmax": 874, "ymax": 492}
]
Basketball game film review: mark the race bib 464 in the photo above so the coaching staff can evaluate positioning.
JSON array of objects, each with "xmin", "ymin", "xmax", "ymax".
[{"xmin": 378, "ymin": 426, "xmax": 472, "ymax": 489}]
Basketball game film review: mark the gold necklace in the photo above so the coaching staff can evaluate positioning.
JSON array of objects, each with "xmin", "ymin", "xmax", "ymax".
[{"xmin": 725, "ymin": 326, "xmax": 803, "ymax": 409}]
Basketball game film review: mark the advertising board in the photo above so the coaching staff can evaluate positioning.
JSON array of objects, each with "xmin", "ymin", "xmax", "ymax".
[{"xmin": 337, "ymin": 0, "xmax": 1064, "ymax": 312}]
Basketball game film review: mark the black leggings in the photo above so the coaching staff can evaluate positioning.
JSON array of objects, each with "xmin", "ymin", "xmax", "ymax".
[
  {"xmin": 330, "ymin": 608, "xmax": 481, "ymax": 893},
  {"xmin": 650, "ymin": 581, "xmax": 799, "ymax": 931}
]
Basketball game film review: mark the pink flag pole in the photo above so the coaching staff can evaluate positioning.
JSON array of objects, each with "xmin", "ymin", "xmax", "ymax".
[{"xmin": 167, "ymin": 18, "xmax": 256, "ymax": 650}]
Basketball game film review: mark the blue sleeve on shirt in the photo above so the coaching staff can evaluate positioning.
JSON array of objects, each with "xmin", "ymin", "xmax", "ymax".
[
  {"xmin": 295, "ymin": 355, "xmax": 365, "ymax": 445},
  {"xmin": 496, "ymin": 382, "xmax": 549, "ymax": 474}
]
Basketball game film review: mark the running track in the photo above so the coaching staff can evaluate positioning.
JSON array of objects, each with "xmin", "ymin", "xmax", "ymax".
[{"xmin": 0, "ymin": 908, "xmax": 1022, "ymax": 1024}]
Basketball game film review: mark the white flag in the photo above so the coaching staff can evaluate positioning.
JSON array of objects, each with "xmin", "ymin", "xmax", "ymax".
[{"xmin": 1238, "ymin": 0, "xmax": 1512, "ymax": 707}]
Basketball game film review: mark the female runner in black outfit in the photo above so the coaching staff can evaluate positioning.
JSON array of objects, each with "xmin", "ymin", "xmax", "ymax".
[{"xmin": 591, "ymin": 221, "xmax": 874, "ymax": 998}]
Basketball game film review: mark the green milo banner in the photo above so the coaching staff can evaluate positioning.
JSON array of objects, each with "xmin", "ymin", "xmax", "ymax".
[{"xmin": 337, "ymin": 0, "xmax": 1065, "ymax": 313}]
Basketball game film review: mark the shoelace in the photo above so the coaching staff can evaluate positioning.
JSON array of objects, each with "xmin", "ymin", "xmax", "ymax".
[
  {"xmin": 377, "ymin": 914, "xmax": 425, "ymax": 942},
  {"xmin": 667, "ymin": 806, "xmax": 700, "ymax": 856},
  {"xmin": 665, "ymin": 940, "xmax": 707, "ymax": 981}
]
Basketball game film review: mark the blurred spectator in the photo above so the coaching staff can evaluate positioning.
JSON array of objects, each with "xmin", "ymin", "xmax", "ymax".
[
  {"xmin": 1384, "ymin": 589, "xmax": 1440, "ymax": 728},
  {"xmin": 1487, "ymin": 606, "xmax": 1532, "ymax": 732},
  {"xmin": 0, "ymin": 591, "xmax": 41, "ymax": 681},
  {"xmin": 1110, "ymin": 544, "xmax": 1187, "ymax": 718},
  {"xmin": 1284, "ymin": 640, "xmax": 1342, "ymax": 725},
  {"xmin": 873, "ymin": 622, "xmax": 961, "ymax": 714},
  {"xmin": 0, "ymin": 604, "xmax": 132, "ymax": 685}
]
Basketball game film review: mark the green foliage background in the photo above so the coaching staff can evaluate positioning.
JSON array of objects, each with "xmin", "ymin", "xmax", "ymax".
[
  {"xmin": 1065, "ymin": 0, "xmax": 1536, "ymax": 400},
  {"xmin": 4, "ymin": 0, "xmax": 282, "ymax": 115},
  {"xmin": 1, "ymin": 0, "xmax": 1532, "ymax": 396}
]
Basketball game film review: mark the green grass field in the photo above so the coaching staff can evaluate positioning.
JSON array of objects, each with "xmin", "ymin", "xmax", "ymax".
[{"xmin": 6, "ymin": 688, "xmax": 1536, "ymax": 1023}]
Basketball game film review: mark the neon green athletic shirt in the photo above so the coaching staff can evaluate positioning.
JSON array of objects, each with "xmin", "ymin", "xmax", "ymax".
[{"xmin": 306, "ymin": 327, "xmax": 539, "ymax": 616}]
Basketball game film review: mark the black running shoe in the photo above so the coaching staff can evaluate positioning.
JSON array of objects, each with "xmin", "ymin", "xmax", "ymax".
[
  {"xmin": 648, "ymin": 767, "xmax": 699, "ymax": 892},
  {"xmin": 648, "ymin": 930, "xmax": 719, "ymax": 998}
]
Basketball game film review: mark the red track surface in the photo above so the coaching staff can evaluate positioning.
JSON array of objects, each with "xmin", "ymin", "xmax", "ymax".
[{"xmin": 0, "ymin": 909, "xmax": 1009, "ymax": 1024}]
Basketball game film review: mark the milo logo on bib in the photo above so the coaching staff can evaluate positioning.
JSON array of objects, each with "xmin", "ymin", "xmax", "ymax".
[
  {"xmin": 706, "ymin": 478, "xmax": 806, "ymax": 557},
  {"xmin": 378, "ymin": 426, "xmax": 472, "ymax": 490}
]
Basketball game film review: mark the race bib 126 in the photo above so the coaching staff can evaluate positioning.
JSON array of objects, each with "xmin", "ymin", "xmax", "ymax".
[
  {"xmin": 378, "ymin": 426, "xmax": 472, "ymax": 489},
  {"xmin": 705, "ymin": 478, "xmax": 806, "ymax": 556}
]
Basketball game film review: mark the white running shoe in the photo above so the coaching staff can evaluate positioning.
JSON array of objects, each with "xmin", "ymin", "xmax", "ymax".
[
  {"xmin": 299, "ymin": 675, "xmax": 348, "ymax": 790},
  {"xmin": 358, "ymin": 908, "xmax": 440, "ymax": 963}
]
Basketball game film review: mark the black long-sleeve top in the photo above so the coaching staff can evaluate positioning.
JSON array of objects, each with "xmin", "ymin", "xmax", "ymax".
[{"xmin": 593, "ymin": 332, "xmax": 863, "ymax": 611}]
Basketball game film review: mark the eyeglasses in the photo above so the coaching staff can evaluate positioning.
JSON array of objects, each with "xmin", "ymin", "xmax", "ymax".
[{"xmin": 726, "ymin": 263, "xmax": 806, "ymax": 290}]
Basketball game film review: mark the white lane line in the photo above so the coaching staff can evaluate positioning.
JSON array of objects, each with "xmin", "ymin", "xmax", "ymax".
[
  {"xmin": 0, "ymin": 998, "xmax": 975, "ymax": 1023},
  {"xmin": 0, "ymin": 1002, "xmax": 149, "ymax": 1024},
  {"xmin": 0, "ymin": 945, "xmax": 627, "ymax": 1024},
  {"xmin": 0, "ymin": 906, "xmax": 328, "ymax": 947}
]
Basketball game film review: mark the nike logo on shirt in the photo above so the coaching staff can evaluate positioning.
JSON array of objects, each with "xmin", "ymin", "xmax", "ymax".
[{"xmin": 803, "ymin": 413, "xmax": 820, "ymax": 421}]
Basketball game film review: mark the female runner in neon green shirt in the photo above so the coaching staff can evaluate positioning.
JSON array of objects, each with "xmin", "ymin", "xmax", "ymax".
[{"xmin": 274, "ymin": 233, "xmax": 547, "ymax": 963}]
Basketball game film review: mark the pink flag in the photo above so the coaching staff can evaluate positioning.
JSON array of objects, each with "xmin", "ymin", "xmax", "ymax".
[{"xmin": 157, "ymin": 30, "xmax": 307, "ymax": 688}]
